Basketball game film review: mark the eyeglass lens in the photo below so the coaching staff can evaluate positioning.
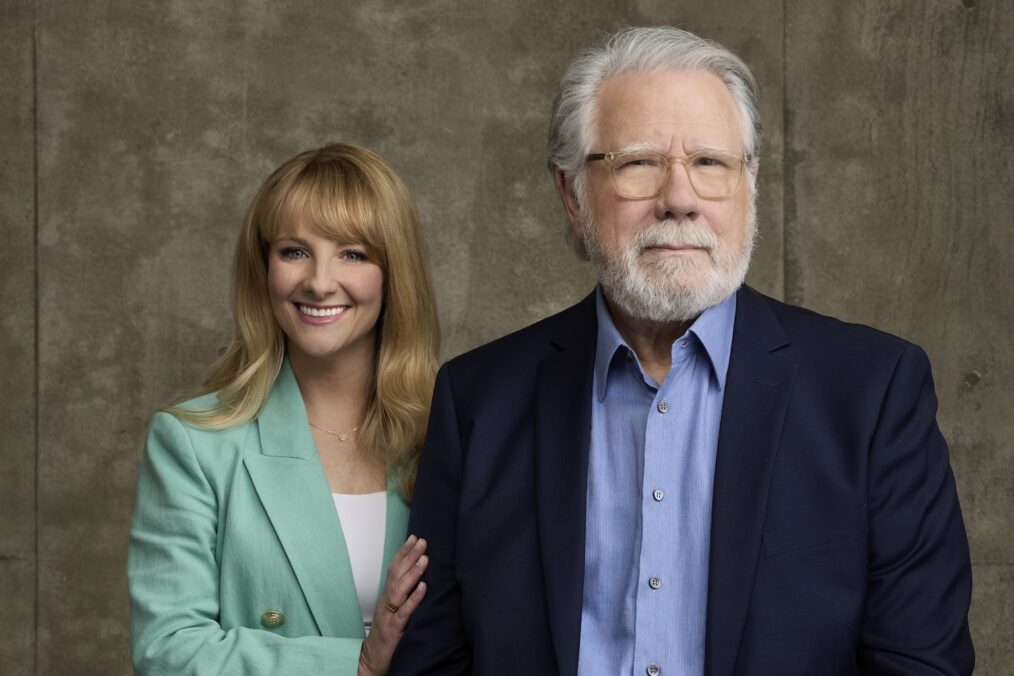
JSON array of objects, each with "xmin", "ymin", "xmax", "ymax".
[{"xmin": 611, "ymin": 151, "xmax": 742, "ymax": 199}]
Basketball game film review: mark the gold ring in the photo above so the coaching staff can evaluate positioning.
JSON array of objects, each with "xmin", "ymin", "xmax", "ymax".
[{"xmin": 384, "ymin": 597, "xmax": 400, "ymax": 613}]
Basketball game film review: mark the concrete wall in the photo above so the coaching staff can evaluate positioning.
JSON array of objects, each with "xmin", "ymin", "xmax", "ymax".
[
  {"xmin": 1, "ymin": 0, "xmax": 38, "ymax": 673},
  {"xmin": 1, "ymin": 1, "xmax": 1009, "ymax": 673}
]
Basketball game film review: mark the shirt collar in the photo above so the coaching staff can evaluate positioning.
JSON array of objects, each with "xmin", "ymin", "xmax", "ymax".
[
  {"xmin": 689, "ymin": 290, "xmax": 736, "ymax": 391},
  {"xmin": 593, "ymin": 286, "xmax": 737, "ymax": 401},
  {"xmin": 594, "ymin": 288, "xmax": 629, "ymax": 401}
]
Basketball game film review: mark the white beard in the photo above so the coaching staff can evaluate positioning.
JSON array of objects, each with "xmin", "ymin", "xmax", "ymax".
[{"xmin": 582, "ymin": 207, "xmax": 757, "ymax": 324}]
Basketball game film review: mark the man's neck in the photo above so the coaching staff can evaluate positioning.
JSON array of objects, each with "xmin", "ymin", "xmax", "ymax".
[{"xmin": 602, "ymin": 292, "xmax": 695, "ymax": 385}]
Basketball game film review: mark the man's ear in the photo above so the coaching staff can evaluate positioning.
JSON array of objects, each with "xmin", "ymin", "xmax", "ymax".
[{"xmin": 554, "ymin": 168, "xmax": 584, "ymax": 240}]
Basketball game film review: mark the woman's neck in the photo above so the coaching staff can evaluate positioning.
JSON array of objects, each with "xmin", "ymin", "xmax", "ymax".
[{"xmin": 288, "ymin": 347, "xmax": 374, "ymax": 429}]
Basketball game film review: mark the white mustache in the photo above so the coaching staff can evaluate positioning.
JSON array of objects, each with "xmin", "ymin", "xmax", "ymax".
[{"xmin": 631, "ymin": 220, "xmax": 717, "ymax": 251}]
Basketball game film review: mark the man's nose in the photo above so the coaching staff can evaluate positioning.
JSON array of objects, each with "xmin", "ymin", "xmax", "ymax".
[{"xmin": 653, "ymin": 160, "xmax": 700, "ymax": 221}]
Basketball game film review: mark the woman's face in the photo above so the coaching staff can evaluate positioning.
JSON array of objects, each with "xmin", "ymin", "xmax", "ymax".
[{"xmin": 266, "ymin": 220, "xmax": 384, "ymax": 369}]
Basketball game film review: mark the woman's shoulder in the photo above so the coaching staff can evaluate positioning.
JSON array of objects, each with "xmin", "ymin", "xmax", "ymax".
[
  {"xmin": 174, "ymin": 390, "xmax": 223, "ymax": 414},
  {"xmin": 145, "ymin": 392, "xmax": 259, "ymax": 466}
]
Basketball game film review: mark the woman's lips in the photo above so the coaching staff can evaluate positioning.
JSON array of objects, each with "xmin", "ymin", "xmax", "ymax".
[{"xmin": 294, "ymin": 303, "xmax": 349, "ymax": 324}]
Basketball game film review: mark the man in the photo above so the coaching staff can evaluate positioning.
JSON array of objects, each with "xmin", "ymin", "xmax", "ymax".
[{"xmin": 391, "ymin": 26, "xmax": 973, "ymax": 675}]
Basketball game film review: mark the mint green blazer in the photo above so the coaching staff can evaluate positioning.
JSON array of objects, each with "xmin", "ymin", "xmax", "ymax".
[{"xmin": 128, "ymin": 361, "xmax": 410, "ymax": 675}]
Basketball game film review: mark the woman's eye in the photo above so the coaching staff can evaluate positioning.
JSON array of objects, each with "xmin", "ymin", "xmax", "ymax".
[
  {"xmin": 342, "ymin": 249, "xmax": 368, "ymax": 262},
  {"xmin": 279, "ymin": 247, "xmax": 308, "ymax": 260}
]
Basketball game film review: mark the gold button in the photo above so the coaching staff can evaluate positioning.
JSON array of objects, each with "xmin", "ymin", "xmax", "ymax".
[{"xmin": 260, "ymin": 610, "xmax": 285, "ymax": 628}]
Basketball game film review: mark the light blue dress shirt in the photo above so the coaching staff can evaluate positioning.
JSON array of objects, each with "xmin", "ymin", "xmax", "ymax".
[{"xmin": 577, "ymin": 288, "xmax": 736, "ymax": 676}]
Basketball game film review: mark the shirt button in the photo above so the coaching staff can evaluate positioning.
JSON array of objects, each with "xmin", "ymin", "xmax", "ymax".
[
  {"xmin": 648, "ymin": 576, "xmax": 662, "ymax": 590},
  {"xmin": 657, "ymin": 400, "xmax": 669, "ymax": 414},
  {"xmin": 680, "ymin": 339, "xmax": 689, "ymax": 348},
  {"xmin": 652, "ymin": 489, "xmax": 664, "ymax": 502},
  {"xmin": 626, "ymin": 350, "xmax": 633, "ymax": 361},
  {"xmin": 647, "ymin": 664, "xmax": 661, "ymax": 676}
]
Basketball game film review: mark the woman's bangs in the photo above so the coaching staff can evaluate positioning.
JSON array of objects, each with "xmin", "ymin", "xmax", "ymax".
[{"xmin": 265, "ymin": 165, "xmax": 385, "ymax": 257}]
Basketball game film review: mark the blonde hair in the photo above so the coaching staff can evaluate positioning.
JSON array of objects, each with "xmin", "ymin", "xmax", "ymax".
[{"xmin": 174, "ymin": 143, "xmax": 439, "ymax": 497}]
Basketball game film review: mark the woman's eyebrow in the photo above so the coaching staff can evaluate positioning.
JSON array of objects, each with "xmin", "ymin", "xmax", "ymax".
[{"xmin": 273, "ymin": 235, "xmax": 310, "ymax": 245}]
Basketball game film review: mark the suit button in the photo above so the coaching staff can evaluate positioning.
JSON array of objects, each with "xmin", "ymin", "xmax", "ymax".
[
  {"xmin": 260, "ymin": 610, "xmax": 285, "ymax": 628},
  {"xmin": 647, "ymin": 664, "xmax": 661, "ymax": 676}
]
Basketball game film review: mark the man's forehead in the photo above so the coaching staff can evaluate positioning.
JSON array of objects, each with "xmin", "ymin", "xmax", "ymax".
[
  {"xmin": 606, "ymin": 122, "xmax": 738, "ymax": 149},
  {"xmin": 593, "ymin": 69, "xmax": 744, "ymax": 149}
]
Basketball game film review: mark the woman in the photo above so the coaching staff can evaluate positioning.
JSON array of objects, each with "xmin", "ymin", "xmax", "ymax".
[{"xmin": 128, "ymin": 143, "xmax": 439, "ymax": 675}]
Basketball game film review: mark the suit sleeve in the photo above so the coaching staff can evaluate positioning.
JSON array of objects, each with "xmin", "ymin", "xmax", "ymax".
[
  {"xmin": 128, "ymin": 412, "xmax": 364, "ymax": 676},
  {"xmin": 390, "ymin": 366, "xmax": 473, "ymax": 674},
  {"xmin": 858, "ymin": 344, "xmax": 974, "ymax": 674}
]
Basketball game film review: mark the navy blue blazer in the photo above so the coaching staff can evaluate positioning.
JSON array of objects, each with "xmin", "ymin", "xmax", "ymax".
[{"xmin": 392, "ymin": 287, "xmax": 973, "ymax": 675}]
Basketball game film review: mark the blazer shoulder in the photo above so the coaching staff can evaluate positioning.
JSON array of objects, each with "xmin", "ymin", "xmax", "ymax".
[
  {"xmin": 740, "ymin": 288, "xmax": 933, "ymax": 390},
  {"xmin": 145, "ymin": 393, "xmax": 257, "ymax": 474},
  {"xmin": 747, "ymin": 287, "xmax": 919, "ymax": 355},
  {"xmin": 444, "ymin": 294, "xmax": 595, "ymax": 375}
]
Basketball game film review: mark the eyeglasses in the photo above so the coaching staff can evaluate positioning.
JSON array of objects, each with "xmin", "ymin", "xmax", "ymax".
[{"xmin": 585, "ymin": 149, "xmax": 752, "ymax": 200}]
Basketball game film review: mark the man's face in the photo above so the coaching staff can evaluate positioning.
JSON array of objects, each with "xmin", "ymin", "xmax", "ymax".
[{"xmin": 564, "ymin": 69, "xmax": 757, "ymax": 323}]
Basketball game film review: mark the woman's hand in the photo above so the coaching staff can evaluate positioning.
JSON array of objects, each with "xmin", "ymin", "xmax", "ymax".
[{"xmin": 358, "ymin": 534, "xmax": 428, "ymax": 675}]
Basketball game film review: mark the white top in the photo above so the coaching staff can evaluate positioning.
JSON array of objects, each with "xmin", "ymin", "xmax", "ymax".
[{"xmin": 332, "ymin": 491, "xmax": 388, "ymax": 632}]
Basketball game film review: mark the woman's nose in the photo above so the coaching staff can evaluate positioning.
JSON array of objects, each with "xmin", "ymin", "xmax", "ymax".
[{"xmin": 303, "ymin": 260, "xmax": 340, "ymax": 297}]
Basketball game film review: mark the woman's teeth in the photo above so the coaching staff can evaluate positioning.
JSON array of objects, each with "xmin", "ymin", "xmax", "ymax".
[{"xmin": 299, "ymin": 304, "xmax": 346, "ymax": 317}]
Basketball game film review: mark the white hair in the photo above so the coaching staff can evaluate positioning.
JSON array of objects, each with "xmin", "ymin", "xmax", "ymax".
[
  {"xmin": 547, "ymin": 26, "xmax": 762, "ymax": 256},
  {"xmin": 582, "ymin": 199, "xmax": 758, "ymax": 323}
]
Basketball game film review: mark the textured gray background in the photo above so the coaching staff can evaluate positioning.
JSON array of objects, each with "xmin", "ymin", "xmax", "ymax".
[{"xmin": 2, "ymin": 1, "xmax": 1011, "ymax": 673}]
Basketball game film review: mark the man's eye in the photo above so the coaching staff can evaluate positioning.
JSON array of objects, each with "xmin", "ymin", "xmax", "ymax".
[
  {"xmin": 618, "ymin": 156, "xmax": 662, "ymax": 170},
  {"xmin": 693, "ymin": 155, "xmax": 731, "ymax": 169}
]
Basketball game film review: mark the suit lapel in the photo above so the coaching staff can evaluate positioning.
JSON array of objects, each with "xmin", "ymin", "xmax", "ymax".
[
  {"xmin": 243, "ymin": 360, "xmax": 364, "ymax": 638},
  {"xmin": 534, "ymin": 294, "xmax": 597, "ymax": 676},
  {"xmin": 705, "ymin": 288, "xmax": 798, "ymax": 676}
]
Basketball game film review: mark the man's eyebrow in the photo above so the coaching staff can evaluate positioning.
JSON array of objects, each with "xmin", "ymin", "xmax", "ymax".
[
  {"xmin": 686, "ymin": 144, "xmax": 738, "ymax": 154},
  {"xmin": 611, "ymin": 142, "xmax": 739, "ymax": 155},
  {"xmin": 613, "ymin": 142, "xmax": 661, "ymax": 154}
]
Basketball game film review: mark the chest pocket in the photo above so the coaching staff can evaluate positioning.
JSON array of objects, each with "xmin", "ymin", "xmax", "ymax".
[{"xmin": 762, "ymin": 504, "xmax": 868, "ymax": 558}]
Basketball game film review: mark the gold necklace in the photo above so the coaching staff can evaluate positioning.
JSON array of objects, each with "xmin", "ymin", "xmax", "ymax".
[{"xmin": 309, "ymin": 420, "xmax": 360, "ymax": 443}]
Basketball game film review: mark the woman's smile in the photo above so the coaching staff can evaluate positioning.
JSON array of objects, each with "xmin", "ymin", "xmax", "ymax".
[{"xmin": 295, "ymin": 303, "xmax": 350, "ymax": 323}]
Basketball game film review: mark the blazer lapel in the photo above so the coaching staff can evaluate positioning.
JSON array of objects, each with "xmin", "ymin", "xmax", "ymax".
[
  {"xmin": 243, "ymin": 360, "xmax": 364, "ymax": 638},
  {"xmin": 534, "ymin": 294, "xmax": 597, "ymax": 676},
  {"xmin": 376, "ymin": 482, "xmax": 410, "ymax": 597},
  {"xmin": 705, "ymin": 288, "xmax": 798, "ymax": 676}
]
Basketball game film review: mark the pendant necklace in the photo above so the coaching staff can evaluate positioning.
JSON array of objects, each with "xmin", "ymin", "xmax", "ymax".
[{"xmin": 309, "ymin": 420, "xmax": 360, "ymax": 443}]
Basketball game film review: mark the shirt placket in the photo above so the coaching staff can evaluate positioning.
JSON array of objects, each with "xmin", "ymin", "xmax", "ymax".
[{"xmin": 632, "ymin": 345, "xmax": 694, "ymax": 676}]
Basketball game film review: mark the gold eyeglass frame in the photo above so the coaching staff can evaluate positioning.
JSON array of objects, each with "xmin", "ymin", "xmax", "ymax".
[{"xmin": 585, "ymin": 149, "xmax": 752, "ymax": 201}]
